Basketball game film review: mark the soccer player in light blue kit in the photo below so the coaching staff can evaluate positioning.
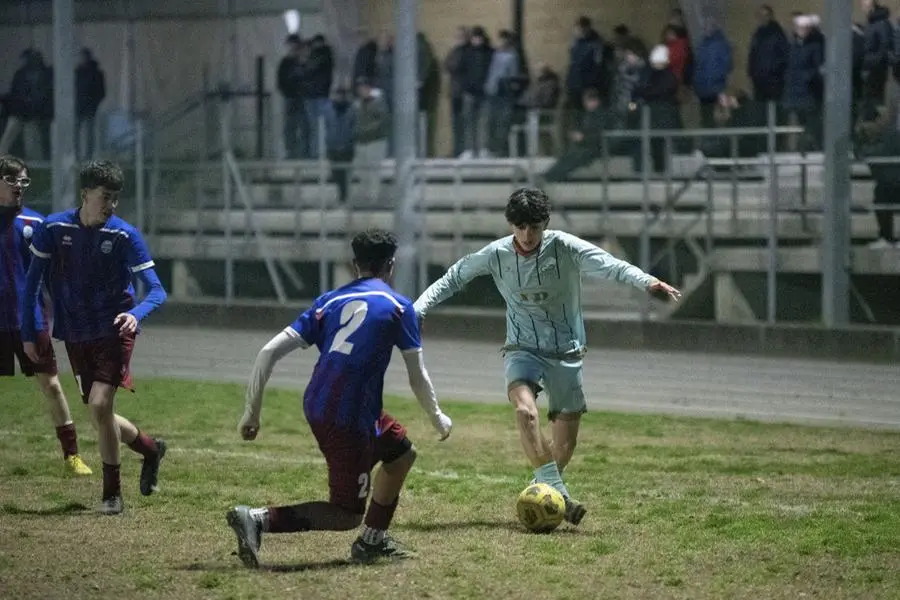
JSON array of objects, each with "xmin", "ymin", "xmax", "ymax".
[{"xmin": 414, "ymin": 188, "xmax": 681, "ymax": 525}]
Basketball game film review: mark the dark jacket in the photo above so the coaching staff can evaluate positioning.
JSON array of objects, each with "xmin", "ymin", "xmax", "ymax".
[
  {"xmin": 860, "ymin": 128, "xmax": 900, "ymax": 185},
  {"xmin": 324, "ymin": 100, "xmax": 356, "ymax": 154},
  {"xmin": 747, "ymin": 21, "xmax": 790, "ymax": 100},
  {"xmin": 633, "ymin": 67, "xmax": 682, "ymax": 131},
  {"xmin": 277, "ymin": 56, "xmax": 303, "ymax": 99},
  {"xmin": 353, "ymin": 40, "xmax": 377, "ymax": 83},
  {"xmin": 862, "ymin": 5, "xmax": 894, "ymax": 101},
  {"xmin": 7, "ymin": 61, "xmax": 53, "ymax": 119},
  {"xmin": 692, "ymin": 29, "xmax": 733, "ymax": 100},
  {"xmin": 784, "ymin": 35, "xmax": 825, "ymax": 109},
  {"xmin": 578, "ymin": 107, "xmax": 609, "ymax": 150},
  {"xmin": 523, "ymin": 71, "xmax": 561, "ymax": 109},
  {"xmin": 300, "ymin": 44, "xmax": 334, "ymax": 99},
  {"xmin": 566, "ymin": 29, "xmax": 605, "ymax": 96},
  {"xmin": 444, "ymin": 43, "xmax": 468, "ymax": 99},
  {"xmin": 460, "ymin": 44, "xmax": 494, "ymax": 96},
  {"xmin": 76, "ymin": 59, "xmax": 105, "ymax": 118}
]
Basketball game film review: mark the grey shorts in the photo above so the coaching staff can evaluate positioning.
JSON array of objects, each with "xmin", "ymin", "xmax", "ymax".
[{"xmin": 504, "ymin": 349, "xmax": 586, "ymax": 421}]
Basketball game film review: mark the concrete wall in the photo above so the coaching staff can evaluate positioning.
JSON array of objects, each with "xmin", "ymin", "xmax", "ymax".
[{"xmin": 362, "ymin": 0, "xmax": 866, "ymax": 156}]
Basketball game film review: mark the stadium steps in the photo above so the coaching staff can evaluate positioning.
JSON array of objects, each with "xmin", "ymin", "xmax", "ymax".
[{"xmin": 151, "ymin": 208, "xmax": 883, "ymax": 242}]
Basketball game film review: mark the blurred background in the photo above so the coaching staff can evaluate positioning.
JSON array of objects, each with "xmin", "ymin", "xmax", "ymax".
[{"xmin": 1, "ymin": 0, "xmax": 898, "ymax": 335}]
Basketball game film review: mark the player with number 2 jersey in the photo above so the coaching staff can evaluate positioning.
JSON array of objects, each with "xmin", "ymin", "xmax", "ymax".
[{"xmin": 228, "ymin": 228, "xmax": 452, "ymax": 567}]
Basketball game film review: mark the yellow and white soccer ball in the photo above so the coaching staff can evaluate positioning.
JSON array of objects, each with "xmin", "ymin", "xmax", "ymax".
[{"xmin": 516, "ymin": 482, "xmax": 566, "ymax": 533}]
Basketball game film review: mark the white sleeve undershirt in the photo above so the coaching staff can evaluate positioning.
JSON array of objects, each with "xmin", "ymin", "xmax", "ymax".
[
  {"xmin": 402, "ymin": 348, "xmax": 441, "ymax": 419},
  {"xmin": 243, "ymin": 328, "xmax": 309, "ymax": 421}
]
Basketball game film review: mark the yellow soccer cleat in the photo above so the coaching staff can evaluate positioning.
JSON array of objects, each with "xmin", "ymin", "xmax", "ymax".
[{"xmin": 65, "ymin": 454, "xmax": 93, "ymax": 476}]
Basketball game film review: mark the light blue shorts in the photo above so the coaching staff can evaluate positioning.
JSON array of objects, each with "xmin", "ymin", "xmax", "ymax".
[{"xmin": 504, "ymin": 349, "xmax": 586, "ymax": 421}]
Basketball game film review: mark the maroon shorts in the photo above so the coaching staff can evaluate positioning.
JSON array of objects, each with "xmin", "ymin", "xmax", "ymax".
[
  {"xmin": 0, "ymin": 330, "xmax": 58, "ymax": 377},
  {"xmin": 309, "ymin": 412, "xmax": 411, "ymax": 515},
  {"xmin": 64, "ymin": 333, "xmax": 136, "ymax": 403}
]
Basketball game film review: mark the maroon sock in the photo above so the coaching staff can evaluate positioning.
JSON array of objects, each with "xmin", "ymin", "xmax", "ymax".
[
  {"xmin": 102, "ymin": 463, "xmax": 121, "ymax": 500},
  {"xmin": 267, "ymin": 505, "xmax": 314, "ymax": 533},
  {"xmin": 55, "ymin": 423, "xmax": 78, "ymax": 458},
  {"xmin": 126, "ymin": 430, "xmax": 158, "ymax": 458},
  {"xmin": 364, "ymin": 496, "xmax": 399, "ymax": 531}
]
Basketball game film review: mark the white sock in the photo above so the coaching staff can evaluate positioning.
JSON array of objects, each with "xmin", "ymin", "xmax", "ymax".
[
  {"xmin": 360, "ymin": 526, "xmax": 385, "ymax": 545},
  {"xmin": 249, "ymin": 507, "xmax": 269, "ymax": 531}
]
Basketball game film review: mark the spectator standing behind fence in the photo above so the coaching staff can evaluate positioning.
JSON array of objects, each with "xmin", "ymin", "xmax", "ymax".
[
  {"xmin": 484, "ymin": 30, "xmax": 520, "ymax": 158},
  {"xmin": 75, "ymin": 48, "xmax": 105, "ymax": 160},
  {"xmin": 458, "ymin": 27, "xmax": 493, "ymax": 159},
  {"xmin": 564, "ymin": 17, "xmax": 606, "ymax": 151},
  {"xmin": 611, "ymin": 43, "xmax": 647, "ymax": 133},
  {"xmin": 278, "ymin": 35, "xmax": 308, "ymax": 159},
  {"xmin": 747, "ymin": 5, "xmax": 789, "ymax": 108},
  {"xmin": 784, "ymin": 15, "xmax": 824, "ymax": 151},
  {"xmin": 324, "ymin": 86, "xmax": 356, "ymax": 205},
  {"xmin": 445, "ymin": 27, "xmax": 469, "ymax": 158},
  {"xmin": 663, "ymin": 26, "xmax": 691, "ymax": 90},
  {"xmin": 632, "ymin": 45, "xmax": 682, "ymax": 173},
  {"xmin": 693, "ymin": 17, "xmax": 733, "ymax": 129},
  {"xmin": 541, "ymin": 88, "xmax": 607, "ymax": 183},
  {"xmin": 860, "ymin": 1, "xmax": 894, "ymax": 122},
  {"xmin": 300, "ymin": 35, "xmax": 334, "ymax": 159},
  {"xmin": 521, "ymin": 62, "xmax": 561, "ymax": 155},
  {"xmin": 353, "ymin": 77, "xmax": 389, "ymax": 206},
  {"xmin": 0, "ymin": 50, "xmax": 53, "ymax": 160},
  {"xmin": 857, "ymin": 78, "xmax": 900, "ymax": 249}
]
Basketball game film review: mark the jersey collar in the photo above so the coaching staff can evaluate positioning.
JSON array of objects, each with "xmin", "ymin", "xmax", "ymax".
[{"xmin": 512, "ymin": 237, "xmax": 542, "ymax": 257}]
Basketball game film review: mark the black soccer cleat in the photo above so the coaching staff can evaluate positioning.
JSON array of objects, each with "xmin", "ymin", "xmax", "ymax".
[
  {"xmin": 564, "ymin": 497, "xmax": 587, "ymax": 526},
  {"xmin": 350, "ymin": 535, "xmax": 416, "ymax": 564},
  {"xmin": 139, "ymin": 438, "xmax": 167, "ymax": 496}
]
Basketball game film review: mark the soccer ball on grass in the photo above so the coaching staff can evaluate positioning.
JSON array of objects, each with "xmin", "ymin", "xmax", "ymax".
[{"xmin": 516, "ymin": 482, "xmax": 565, "ymax": 533}]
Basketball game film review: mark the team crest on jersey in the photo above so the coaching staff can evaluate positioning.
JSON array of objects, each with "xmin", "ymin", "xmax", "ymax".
[
  {"xmin": 539, "ymin": 257, "xmax": 557, "ymax": 274},
  {"xmin": 101, "ymin": 240, "xmax": 113, "ymax": 254},
  {"xmin": 22, "ymin": 225, "xmax": 33, "ymax": 239},
  {"xmin": 517, "ymin": 286, "xmax": 557, "ymax": 306},
  {"xmin": 62, "ymin": 235, "xmax": 72, "ymax": 246}
]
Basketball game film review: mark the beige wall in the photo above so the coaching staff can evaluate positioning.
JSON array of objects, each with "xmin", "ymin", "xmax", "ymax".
[{"xmin": 362, "ymin": 0, "xmax": 868, "ymax": 156}]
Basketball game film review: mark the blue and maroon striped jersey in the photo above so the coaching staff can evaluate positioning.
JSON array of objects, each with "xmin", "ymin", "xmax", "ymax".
[
  {"xmin": 27, "ymin": 208, "xmax": 156, "ymax": 343},
  {"xmin": 288, "ymin": 277, "xmax": 422, "ymax": 435},
  {"xmin": 0, "ymin": 207, "xmax": 45, "ymax": 332}
]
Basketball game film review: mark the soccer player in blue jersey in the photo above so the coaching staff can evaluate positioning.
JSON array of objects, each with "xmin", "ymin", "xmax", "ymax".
[
  {"xmin": 21, "ymin": 160, "xmax": 169, "ymax": 515},
  {"xmin": 228, "ymin": 229, "xmax": 453, "ymax": 567},
  {"xmin": 0, "ymin": 155, "xmax": 92, "ymax": 475},
  {"xmin": 414, "ymin": 187, "xmax": 681, "ymax": 526}
]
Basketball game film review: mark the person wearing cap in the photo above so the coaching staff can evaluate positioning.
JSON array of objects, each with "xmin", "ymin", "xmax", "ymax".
[
  {"xmin": 783, "ymin": 14, "xmax": 824, "ymax": 150},
  {"xmin": 632, "ymin": 45, "xmax": 681, "ymax": 172}
]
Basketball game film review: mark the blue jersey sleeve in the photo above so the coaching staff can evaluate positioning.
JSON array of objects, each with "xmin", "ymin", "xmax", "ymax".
[
  {"xmin": 126, "ymin": 228, "xmax": 155, "ymax": 274},
  {"xmin": 288, "ymin": 305, "xmax": 320, "ymax": 346},
  {"xmin": 396, "ymin": 302, "xmax": 422, "ymax": 352},
  {"xmin": 28, "ymin": 218, "xmax": 53, "ymax": 260}
]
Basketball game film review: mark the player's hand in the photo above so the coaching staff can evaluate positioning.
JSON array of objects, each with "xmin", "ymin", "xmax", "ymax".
[
  {"xmin": 238, "ymin": 413, "xmax": 260, "ymax": 441},
  {"xmin": 23, "ymin": 341, "xmax": 40, "ymax": 363},
  {"xmin": 114, "ymin": 312, "xmax": 138, "ymax": 336},
  {"xmin": 648, "ymin": 279, "xmax": 682, "ymax": 302},
  {"xmin": 431, "ymin": 411, "xmax": 452, "ymax": 441}
]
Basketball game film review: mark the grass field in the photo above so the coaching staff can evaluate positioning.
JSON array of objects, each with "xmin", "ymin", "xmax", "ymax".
[{"xmin": 1, "ymin": 377, "xmax": 900, "ymax": 599}]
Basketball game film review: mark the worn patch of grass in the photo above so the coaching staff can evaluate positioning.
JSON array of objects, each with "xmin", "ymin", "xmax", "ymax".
[{"xmin": 0, "ymin": 376, "xmax": 899, "ymax": 599}]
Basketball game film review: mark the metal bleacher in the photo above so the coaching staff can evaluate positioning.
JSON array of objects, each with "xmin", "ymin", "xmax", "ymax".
[{"xmin": 146, "ymin": 153, "xmax": 899, "ymax": 318}]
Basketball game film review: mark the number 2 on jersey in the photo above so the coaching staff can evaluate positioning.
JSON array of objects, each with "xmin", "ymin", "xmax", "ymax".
[{"xmin": 328, "ymin": 300, "xmax": 368, "ymax": 355}]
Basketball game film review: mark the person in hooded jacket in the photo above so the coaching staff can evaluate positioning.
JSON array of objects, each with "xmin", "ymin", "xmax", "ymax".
[{"xmin": 76, "ymin": 48, "xmax": 105, "ymax": 160}]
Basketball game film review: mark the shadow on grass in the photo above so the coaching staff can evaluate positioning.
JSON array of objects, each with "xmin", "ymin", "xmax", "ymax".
[
  {"xmin": 0, "ymin": 502, "xmax": 89, "ymax": 516},
  {"xmin": 400, "ymin": 519, "xmax": 588, "ymax": 535},
  {"xmin": 181, "ymin": 559, "xmax": 353, "ymax": 574}
]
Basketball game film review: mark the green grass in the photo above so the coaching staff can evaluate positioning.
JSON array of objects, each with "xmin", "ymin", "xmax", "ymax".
[{"xmin": 1, "ymin": 376, "xmax": 900, "ymax": 599}]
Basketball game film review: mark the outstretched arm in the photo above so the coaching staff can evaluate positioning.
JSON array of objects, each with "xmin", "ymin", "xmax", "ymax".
[
  {"xmin": 240, "ymin": 328, "xmax": 309, "ymax": 440},
  {"xmin": 413, "ymin": 243, "xmax": 495, "ymax": 318},
  {"xmin": 563, "ymin": 233, "xmax": 681, "ymax": 300}
]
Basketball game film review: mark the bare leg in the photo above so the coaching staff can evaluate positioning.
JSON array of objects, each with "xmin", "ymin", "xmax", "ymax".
[
  {"xmin": 34, "ymin": 373, "xmax": 71, "ymax": 427},
  {"xmin": 550, "ymin": 414, "xmax": 582, "ymax": 472},
  {"xmin": 508, "ymin": 383, "xmax": 554, "ymax": 468}
]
